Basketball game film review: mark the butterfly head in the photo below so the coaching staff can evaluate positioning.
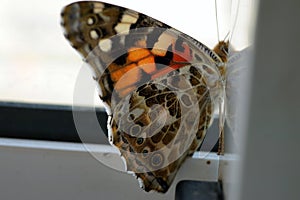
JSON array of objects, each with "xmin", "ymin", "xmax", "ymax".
[{"xmin": 213, "ymin": 40, "xmax": 229, "ymax": 63}]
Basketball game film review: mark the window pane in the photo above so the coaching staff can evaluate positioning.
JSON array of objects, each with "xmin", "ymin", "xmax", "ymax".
[
  {"xmin": 0, "ymin": 0, "xmax": 252, "ymax": 106},
  {"xmin": 0, "ymin": 0, "xmax": 101, "ymax": 106}
]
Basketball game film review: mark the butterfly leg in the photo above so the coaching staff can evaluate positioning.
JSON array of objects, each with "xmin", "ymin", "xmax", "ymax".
[
  {"xmin": 217, "ymin": 128, "xmax": 225, "ymax": 155},
  {"xmin": 217, "ymin": 96, "xmax": 225, "ymax": 155}
]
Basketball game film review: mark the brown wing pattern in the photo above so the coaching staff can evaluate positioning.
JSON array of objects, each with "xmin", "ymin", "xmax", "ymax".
[{"xmin": 61, "ymin": 1, "xmax": 223, "ymax": 193}]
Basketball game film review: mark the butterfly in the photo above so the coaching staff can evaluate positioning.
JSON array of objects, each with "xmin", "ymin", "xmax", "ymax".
[{"xmin": 61, "ymin": 1, "xmax": 247, "ymax": 193}]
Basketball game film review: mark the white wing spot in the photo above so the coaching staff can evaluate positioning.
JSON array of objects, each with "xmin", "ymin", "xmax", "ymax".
[
  {"xmin": 93, "ymin": 3, "xmax": 104, "ymax": 13},
  {"xmin": 87, "ymin": 17, "xmax": 94, "ymax": 25},
  {"xmin": 114, "ymin": 23, "xmax": 131, "ymax": 34},
  {"xmin": 99, "ymin": 38, "xmax": 112, "ymax": 52},
  {"xmin": 121, "ymin": 13, "xmax": 138, "ymax": 23},
  {"xmin": 90, "ymin": 30, "xmax": 99, "ymax": 40}
]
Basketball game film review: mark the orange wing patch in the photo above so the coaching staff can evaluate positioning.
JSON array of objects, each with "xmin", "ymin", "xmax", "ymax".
[
  {"xmin": 110, "ymin": 63, "xmax": 137, "ymax": 82},
  {"xmin": 128, "ymin": 48, "xmax": 150, "ymax": 62},
  {"xmin": 113, "ymin": 66, "xmax": 142, "ymax": 97},
  {"xmin": 138, "ymin": 56, "xmax": 156, "ymax": 74},
  {"xmin": 110, "ymin": 47, "xmax": 157, "ymax": 97},
  {"xmin": 109, "ymin": 39, "xmax": 194, "ymax": 98}
]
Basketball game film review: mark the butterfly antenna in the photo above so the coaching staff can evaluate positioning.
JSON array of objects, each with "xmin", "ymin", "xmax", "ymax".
[
  {"xmin": 223, "ymin": 31, "xmax": 231, "ymax": 56},
  {"xmin": 229, "ymin": 0, "xmax": 241, "ymax": 44},
  {"xmin": 215, "ymin": 0, "xmax": 220, "ymax": 42},
  {"xmin": 224, "ymin": 31, "xmax": 230, "ymax": 42}
]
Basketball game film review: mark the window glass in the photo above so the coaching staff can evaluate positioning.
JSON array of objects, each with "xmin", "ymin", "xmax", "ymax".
[{"xmin": 0, "ymin": 0, "xmax": 252, "ymax": 107}]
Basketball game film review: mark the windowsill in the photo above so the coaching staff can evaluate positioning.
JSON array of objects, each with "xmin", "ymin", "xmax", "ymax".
[{"xmin": 0, "ymin": 137, "xmax": 224, "ymax": 199}]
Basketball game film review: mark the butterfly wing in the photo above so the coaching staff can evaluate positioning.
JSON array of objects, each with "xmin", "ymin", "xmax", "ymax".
[
  {"xmin": 226, "ymin": 46, "xmax": 252, "ymax": 140},
  {"xmin": 61, "ymin": 1, "xmax": 223, "ymax": 193}
]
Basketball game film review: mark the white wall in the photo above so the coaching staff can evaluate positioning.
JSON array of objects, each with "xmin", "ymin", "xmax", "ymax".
[{"xmin": 233, "ymin": 1, "xmax": 300, "ymax": 199}]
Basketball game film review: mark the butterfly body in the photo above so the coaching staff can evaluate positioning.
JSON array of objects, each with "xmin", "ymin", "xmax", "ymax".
[{"xmin": 61, "ymin": 1, "xmax": 230, "ymax": 193}]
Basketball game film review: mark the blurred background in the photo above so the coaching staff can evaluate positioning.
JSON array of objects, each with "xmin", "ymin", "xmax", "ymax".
[{"xmin": 0, "ymin": 0, "xmax": 254, "ymax": 107}]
